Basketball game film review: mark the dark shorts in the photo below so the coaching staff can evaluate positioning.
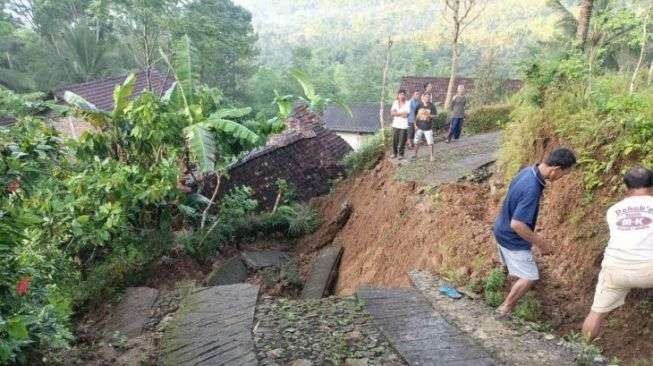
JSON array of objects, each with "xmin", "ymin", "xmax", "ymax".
[{"xmin": 407, "ymin": 124, "xmax": 415, "ymax": 140}]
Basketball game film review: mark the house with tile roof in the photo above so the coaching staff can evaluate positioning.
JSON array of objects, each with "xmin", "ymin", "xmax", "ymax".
[
  {"xmin": 205, "ymin": 104, "xmax": 352, "ymax": 210},
  {"xmin": 50, "ymin": 69, "xmax": 174, "ymax": 138},
  {"xmin": 323, "ymin": 103, "xmax": 391, "ymax": 150},
  {"xmin": 398, "ymin": 76, "xmax": 523, "ymax": 105}
]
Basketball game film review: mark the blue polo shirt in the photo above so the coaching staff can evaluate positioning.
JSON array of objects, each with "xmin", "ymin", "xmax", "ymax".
[
  {"xmin": 493, "ymin": 165, "xmax": 546, "ymax": 251},
  {"xmin": 407, "ymin": 99, "xmax": 420, "ymax": 125}
]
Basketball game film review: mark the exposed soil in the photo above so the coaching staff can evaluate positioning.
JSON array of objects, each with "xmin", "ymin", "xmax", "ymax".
[{"xmin": 301, "ymin": 157, "xmax": 653, "ymax": 364}]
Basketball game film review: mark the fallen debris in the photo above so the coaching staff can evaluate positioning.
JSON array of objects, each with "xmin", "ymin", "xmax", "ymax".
[{"xmin": 301, "ymin": 245, "xmax": 343, "ymax": 299}]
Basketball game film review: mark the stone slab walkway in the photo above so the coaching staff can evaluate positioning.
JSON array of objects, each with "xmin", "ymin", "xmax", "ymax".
[
  {"xmin": 395, "ymin": 131, "xmax": 501, "ymax": 186},
  {"xmin": 241, "ymin": 250, "xmax": 289, "ymax": 270},
  {"xmin": 357, "ymin": 287, "xmax": 496, "ymax": 366},
  {"xmin": 301, "ymin": 245, "xmax": 343, "ymax": 299},
  {"xmin": 410, "ymin": 271, "xmax": 581, "ymax": 366},
  {"xmin": 163, "ymin": 283, "xmax": 259, "ymax": 366}
]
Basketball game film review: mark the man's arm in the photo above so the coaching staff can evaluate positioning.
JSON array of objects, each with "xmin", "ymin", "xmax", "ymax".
[{"xmin": 510, "ymin": 219, "xmax": 550, "ymax": 254}]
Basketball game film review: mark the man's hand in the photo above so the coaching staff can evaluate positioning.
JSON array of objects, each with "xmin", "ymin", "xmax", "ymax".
[
  {"xmin": 510, "ymin": 219, "xmax": 552, "ymax": 255},
  {"xmin": 533, "ymin": 236, "xmax": 552, "ymax": 255}
]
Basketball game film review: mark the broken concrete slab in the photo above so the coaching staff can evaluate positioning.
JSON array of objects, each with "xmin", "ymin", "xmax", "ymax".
[
  {"xmin": 299, "ymin": 200, "xmax": 352, "ymax": 254},
  {"xmin": 205, "ymin": 256, "xmax": 248, "ymax": 286},
  {"xmin": 357, "ymin": 287, "xmax": 496, "ymax": 366},
  {"xmin": 103, "ymin": 287, "xmax": 159, "ymax": 339},
  {"xmin": 301, "ymin": 245, "xmax": 343, "ymax": 299},
  {"xmin": 241, "ymin": 250, "xmax": 289, "ymax": 270},
  {"xmin": 163, "ymin": 284, "xmax": 259, "ymax": 366}
]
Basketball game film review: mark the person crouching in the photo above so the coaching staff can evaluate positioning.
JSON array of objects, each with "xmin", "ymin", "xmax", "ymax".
[{"xmin": 582, "ymin": 167, "xmax": 653, "ymax": 340}]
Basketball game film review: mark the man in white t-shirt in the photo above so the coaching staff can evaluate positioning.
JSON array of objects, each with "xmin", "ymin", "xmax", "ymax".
[
  {"xmin": 582, "ymin": 167, "xmax": 653, "ymax": 340},
  {"xmin": 390, "ymin": 89, "xmax": 410, "ymax": 159}
]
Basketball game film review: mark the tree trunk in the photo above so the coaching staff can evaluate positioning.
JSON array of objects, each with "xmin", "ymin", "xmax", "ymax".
[
  {"xmin": 576, "ymin": 0, "xmax": 594, "ymax": 50},
  {"xmin": 648, "ymin": 57, "xmax": 653, "ymax": 86},
  {"xmin": 444, "ymin": 42, "xmax": 459, "ymax": 109},
  {"xmin": 379, "ymin": 36, "xmax": 393, "ymax": 137},
  {"xmin": 629, "ymin": 13, "xmax": 648, "ymax": 94}
]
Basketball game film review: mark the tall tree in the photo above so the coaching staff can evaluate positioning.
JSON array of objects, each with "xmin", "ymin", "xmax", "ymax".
[
  {"xmin": 576, "ymin": 0, "xmax": 595, "ymax": 49},
  {"xmin": 443, "ymin": 0, "xmax": 483, "ymax": 109},
  {"xmin": 172, "ymin": 0, "xmax": 258, "ymax": 100}
]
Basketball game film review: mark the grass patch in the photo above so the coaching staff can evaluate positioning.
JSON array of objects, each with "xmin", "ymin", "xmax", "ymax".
[
  {"xmin": 514, "ymin": 292, "xmax": 543, "ymax": 322},
  {"xmin": 341, "ymin": 129, "xmax": 389, "ymax": 173},
  {"xmin": 464, "ymin": 104, "xmax": 513, "ymax": 134},
  {"xmin": 484, "ymin": 267, "xmax": 507, "ymax": 308}
]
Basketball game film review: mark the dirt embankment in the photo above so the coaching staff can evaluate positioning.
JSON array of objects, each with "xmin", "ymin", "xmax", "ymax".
[{"xmin": 298, "ymin": 159, "xmax": 652, "ymax": 364}]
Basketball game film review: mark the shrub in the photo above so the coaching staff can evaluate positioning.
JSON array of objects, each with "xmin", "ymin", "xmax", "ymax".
[
  {"xmin": 514, "ymin": 293, "xmax": 543, "ymax": 322},
  {"xmin": 433, "ymin": 110, "xmax": 450, "ymax": 132},
  {"xmin": 484, "ymin": 268, "xmax": 507, "ymax": 308},
  {"xmin": 464, "ymin": 104, "xmax": 513, "ymax": 134},
  {"xmin": 341, "ymin": 129, "xmax": 389, "ymax": 173}
]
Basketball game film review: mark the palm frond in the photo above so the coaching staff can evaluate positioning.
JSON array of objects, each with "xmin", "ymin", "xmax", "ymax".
[
  {"xmin": 111, "ymin": 73, "xmax": 136, "ymax": 120},
  {"xmin": 289, "ymin": 68, "xmax": 316, "ymax": 101},
  {"xmin": 204, "ymin": 113, "xmax": 259, "ymax": 145},
  {"xmin": 183, "ymin": 122, "xmax": 215, "ymax": 173},
  {"xmin": 546, "ymin": 0, "xmax": 578, "ymax": 38}
]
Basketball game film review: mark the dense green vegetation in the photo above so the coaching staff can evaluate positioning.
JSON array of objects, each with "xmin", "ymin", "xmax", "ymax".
[
  {"xmin": 0, "ymin": 0, "xmax": 651, "ymax": 363},
  {"xmin": 0, "ymin": 0, "xmax": 257, "ymax": 99},
  {"xmin": 0, "ymin": 33, "xmax": 306, "ymax": 362},
  {"xmin": 499, "ymin": 55, "xmax": 653, "ymax": 194}
]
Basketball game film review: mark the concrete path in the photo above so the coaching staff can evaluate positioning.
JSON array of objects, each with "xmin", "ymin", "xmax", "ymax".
[
  {"xmin": 163, "ymin": 284, "xmax": 259, "ymax": 366},
  {"xmin": 395, "ymin": 131, "xmax": 501, "ymax": 186},
  {"xmin": 301, "ymin": 245, "xmax": 343, "ymax": 299},
  {"xmin": 357, "ymin": 287, "xmax": 496, "ymax": 366}
]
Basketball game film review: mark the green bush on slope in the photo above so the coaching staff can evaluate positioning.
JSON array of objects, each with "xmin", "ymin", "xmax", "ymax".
[{"xmin": 498, "ymin": 70, "xmax": 653, "ymax": 193}]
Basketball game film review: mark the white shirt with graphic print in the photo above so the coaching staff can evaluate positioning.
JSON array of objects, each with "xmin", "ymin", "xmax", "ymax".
[{"xmin": 602, "ymin": 195, "xmax": 653, "ymax": 268}]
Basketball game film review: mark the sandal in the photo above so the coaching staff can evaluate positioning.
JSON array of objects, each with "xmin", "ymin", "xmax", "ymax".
[{"xmin": 438, "ymin": 286, "xmax": 463, "ymax": 299}]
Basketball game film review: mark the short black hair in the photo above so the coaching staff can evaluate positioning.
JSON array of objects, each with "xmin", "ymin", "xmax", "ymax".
[
  {"xmin": 544, "ymin": 148, "xmax": 577, "ymax": 169},
  {"xmin": 623, "ymin": 167, "xmax": 653, "ymax": 189},
  {"xmin": 423, "ymin": 82, "xmax": 432, "ymax": 89},
  {"xmin": 398, "ymin": 89, "xmax": 407, "ymax": 95}
]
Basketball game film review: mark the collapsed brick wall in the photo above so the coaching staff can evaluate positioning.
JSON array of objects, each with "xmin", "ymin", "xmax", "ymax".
[
  {"xmin": 206, "ymin": 105, "xmax": 353, "ymax": 210},
  {"xmin": 221, "ymin": 128, "xmax": 350, "ymax": 209}
]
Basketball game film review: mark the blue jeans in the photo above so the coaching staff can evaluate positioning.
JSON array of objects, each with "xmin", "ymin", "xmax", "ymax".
[{"xmin": 448, "ymin": 117, "xmax": 464, "ymax": 140}]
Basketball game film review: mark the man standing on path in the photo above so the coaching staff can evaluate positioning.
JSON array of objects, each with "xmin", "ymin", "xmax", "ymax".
[
  {"xmin": 447, "ymin": 84, "xmax": 467, "ymax": 143},
  {"xmin": 407, "ymin": 90, "xmax": 421, "ymax": 150},
  {"xmin": 493, "ymin": 148, "xmax": 577, "ymax": 316},
  {"xmin": 390, "ymin": 90, "xmax": 410, "ymax": 159},
  {"xmin": 413, "ymin": 92, "xmax": 437, "ymax": 162},
  {"xmin": 582, "ymin": 167, "xmax": 653, "ymax": 340}
]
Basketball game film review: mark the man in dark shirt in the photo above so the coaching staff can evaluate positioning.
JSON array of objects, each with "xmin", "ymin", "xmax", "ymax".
[
  {"xmin": 413, "ymin": 93, "xmax": 437, "ymax": 161},
  {"xmin": 407, "ymin": 90, "xmax": 421, "ymax": 149},
  {"xmin": 493, "ymin": 148, "xmax": 577, "ymax": 316}
]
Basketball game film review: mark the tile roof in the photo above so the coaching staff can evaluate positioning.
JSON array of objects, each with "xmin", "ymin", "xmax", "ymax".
[
  {"xmin": 232, "ymin": 104, "xmax": 326, "ymax": 169},
  {"xmin": 323, "ymin": 103, "xmax": 391, "ymax": 133},
  {"xmin": 0, "ymin": 116, "xmax": 17, "ymax": 127},
  {"xmin": 53, "ymin": 69, "xmax": 174, "ymax": 111},
  {"xmin": 398, "ymin": 76, "xmax": 523, "ymax": 104}
]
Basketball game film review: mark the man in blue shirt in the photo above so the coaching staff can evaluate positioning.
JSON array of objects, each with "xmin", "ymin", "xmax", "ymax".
[
  {"xmin": 493, "ymin": 148, "xmax": 577, "ymax": 316},
  {"xmin": 407, "ymin": 90, "xmax": 421, "ymax": 149}
]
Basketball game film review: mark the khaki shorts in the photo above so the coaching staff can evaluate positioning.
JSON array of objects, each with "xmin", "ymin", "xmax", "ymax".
[{"xmin": 591, "ymin": 263, "xmax": 653, "ymax": 313}]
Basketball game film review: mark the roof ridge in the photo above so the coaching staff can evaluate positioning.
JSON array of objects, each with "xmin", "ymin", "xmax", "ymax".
[{"xmin": 53, "ymin": 69, "xmax": 167, "ymax": 93}]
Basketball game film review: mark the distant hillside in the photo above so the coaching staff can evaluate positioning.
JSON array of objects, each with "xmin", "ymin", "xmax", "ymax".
[{"xmin": 235, "ymin": 0, "xmax": 564, "ymax": 77}]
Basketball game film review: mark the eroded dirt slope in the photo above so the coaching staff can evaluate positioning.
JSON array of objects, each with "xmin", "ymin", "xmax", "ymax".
[{"xmin": 298, "ymin": 159, "xmax": 653, "ymax": 364}]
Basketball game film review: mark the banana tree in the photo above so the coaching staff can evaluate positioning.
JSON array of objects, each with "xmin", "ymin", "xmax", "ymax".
[
  {"xmin": 289, "ymin": 68, "xmax": 352, "ymax": 117},
  {"xmin": 160, "ymin": 35, "xmax": 258, "ymax": 173}
]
